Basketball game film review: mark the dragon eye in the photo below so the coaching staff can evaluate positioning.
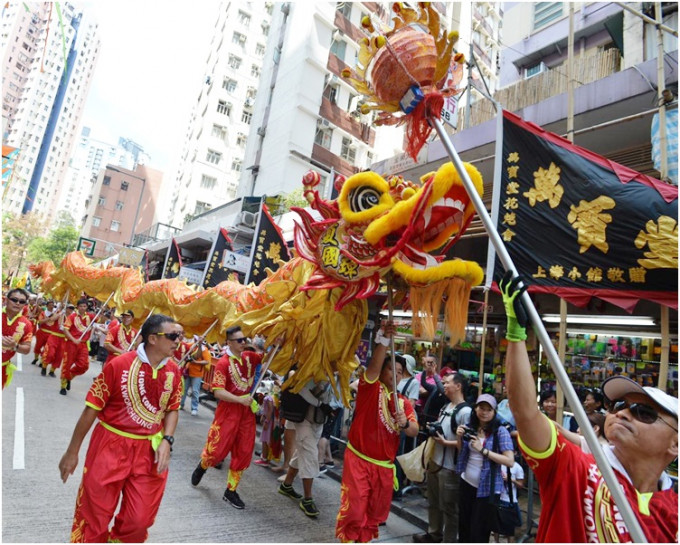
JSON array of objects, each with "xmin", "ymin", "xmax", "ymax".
[{"xmin": 348, "ymin": 187, "xmax": 381, "ymax": 212}]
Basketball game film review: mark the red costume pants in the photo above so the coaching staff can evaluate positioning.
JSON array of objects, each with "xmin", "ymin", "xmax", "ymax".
[
  {"xmin": 70, "ymin": 424, "xmax": 168, "ymax": 543},
  {"xmin": 62, "ymin": 341, "xmax": 89, "ymax": 380},
  {"xmin": 201, "ymin": 402, "xmax": 255, "ymax": 474},
  {"xmin": 33, "ymin": 329, "xmax": 48, "ymax": 358},
  {"xmin": 335, "ymin": 448, "xmax": 394, "ymax": 543},
  {"xmin": 42, "ymin": 334, "xmax": 65, "ymax": 371}
]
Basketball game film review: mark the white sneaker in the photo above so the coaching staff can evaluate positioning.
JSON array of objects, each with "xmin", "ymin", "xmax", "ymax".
[{"xmin": 191, "ymin": 410, "xmax": 198, "ymax": 416}]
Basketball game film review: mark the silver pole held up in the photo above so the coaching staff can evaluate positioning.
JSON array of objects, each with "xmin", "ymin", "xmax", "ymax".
[{"xmin": 430, "ymin": 117, "xmax": 648, "ymax": 543}]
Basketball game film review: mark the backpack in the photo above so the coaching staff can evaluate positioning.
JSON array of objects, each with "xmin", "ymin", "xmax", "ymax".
[{"xmin": 279, "ymin": 388, "xmax": 309, "ymax": 423}]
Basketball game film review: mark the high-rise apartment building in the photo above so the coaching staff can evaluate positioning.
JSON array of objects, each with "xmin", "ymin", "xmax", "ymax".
[
  {"xmin": 1, "ymin": 2, "xmax": 100, "ymax": 223},
  {"xmin": 236, "ymin": 2, "xmax": 407, "ymax": 201},
  {"xmin": 167, "ymin": 1, "xmax": 274, "ymax": 228},
  {"xmin": 54, "ymin": 127, "xmax": 150, "ymax": 227}
]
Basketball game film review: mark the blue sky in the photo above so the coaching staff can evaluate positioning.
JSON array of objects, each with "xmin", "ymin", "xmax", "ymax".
[{"xmin": 79, "ymin": 1, "xmax": 218, "ymax": 176}]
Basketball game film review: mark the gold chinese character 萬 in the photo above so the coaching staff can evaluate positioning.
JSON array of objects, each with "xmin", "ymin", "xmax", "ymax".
[
  {"xmin": 567, "ymin": 196, "xmax": 616, "ymax": 254},
  {"xmin": 507, "ymin": 152, "xmax": 519, "ymax": 163},
  {"xmin": 265, "ymin": 242, "xmax": 281, "ymax": 261},
  {"xmin": 523, "ymin": 162, "xmax": 564, "ymax": 208}
]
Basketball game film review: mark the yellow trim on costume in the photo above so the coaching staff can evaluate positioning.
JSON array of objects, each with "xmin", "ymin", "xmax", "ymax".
[
  {"xmin": 84, "ymin": 401, "xmax": 103, "ymax": 411},
  {"xmin": 45, "ymin": 330, "xmax": 65, "ymax": 338},
  {"xmin": 4, "ymin": 311, "xmax": 24, "ymax": 327},
  {"xmin": 3, "ymin": 363, "xmax": 16, "ymax": 387},
  {"xmin": 347, "ymin": 441, "xmax": 399, "ymax": 491},
  {"xmin": 517, "ymin": 415, "xmax": 558, "ymax": 460},
  {"xmin": 99, "ymin": 421, "xmax": 164, "ymax": 451},
  {"xmin": 636, "ymin": 490, "xmax": 652, "ymax": 516}
]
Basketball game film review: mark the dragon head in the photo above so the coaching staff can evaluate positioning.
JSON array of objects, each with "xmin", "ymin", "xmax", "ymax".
[{"xmin": 293, "ymin": 161, "xmax": 484, "ymax": 343}]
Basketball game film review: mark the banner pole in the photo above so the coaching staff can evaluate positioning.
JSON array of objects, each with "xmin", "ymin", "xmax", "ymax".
[
  {"xmin": 77, "ymin": 291, "xmax": 115, "ymax": 342},
  {"xmin": 430, "ymin": 116, "xmax": 648, "ymax": 543}
]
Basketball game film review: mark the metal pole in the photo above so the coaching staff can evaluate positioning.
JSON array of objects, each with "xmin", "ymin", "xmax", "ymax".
[
  {"xmin": 430, "ymin": 117, "xmax": 648, "ymax": 542},
  {"xmin": 386, "ymin": 275, "xmax": 399, "ymax": 408},
  {"xmin": 655, "ymin": 2, "xmax": 669, "ymax": 181},
  {"xmin": 658, "ymin": 306, "xmax": 670, "ymax": 390},
  {"xmin": 176, "ymin": 319, "xmax": 220, "ymax": 368},
  {"xmin": 477, "ymin": 289, "xmax": 490, "ymax": 397},
  {"xmin": 612, "ymin": 1, "xmax": 677, "ymax": 37},
  {"xmin": 250, "ymin": 342, "xmax": 282, "ymax": 396}
]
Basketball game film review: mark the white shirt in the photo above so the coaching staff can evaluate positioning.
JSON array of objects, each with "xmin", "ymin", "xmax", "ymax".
[
  {"xmin": 499, "ymin": 462, "xmax": 525, "ymax": 502},
  {"xmin": 397, "ymin": 376, "xmax": 420, "ymax": 401}
]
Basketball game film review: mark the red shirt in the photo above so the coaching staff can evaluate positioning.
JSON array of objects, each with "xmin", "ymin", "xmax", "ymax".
[
  {"xmin": 173, "ymin": 341, "xmax": 190, "ymax": 365},
  {"xmin": 105, "ymin": 323, "xmax": 137, "ymax": 353},
  {"xmin": 211, "ymin": 351, "xmax": 261, "ymax": 395},
  {"xmin": 64, "ymin": 312, "xmax": 95, "ymax": 342},
  {"xmin": 39, "ymin": 309, "xmax": 62, "ymax": 335},
  {"xmin": 85, "ymin": 350, "xmax": 182, "ymax": 435},
  {"xmin": 347, "ymin": 370, "xmax": 416, "ymax": 461},
  {"xmin": 2, "ymin": 311, "xmax": 34, "ymax": 363},
  {"xmin": 519, "ymin": 419, "xmax": 678, "ymax": 543}
]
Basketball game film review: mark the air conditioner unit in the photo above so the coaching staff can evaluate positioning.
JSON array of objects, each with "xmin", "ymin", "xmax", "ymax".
[
  {"xmin": 237, "ymin": 210, "xmax": 258, "ymax": 228},
  {"xmin": 244, "ymin": 97, "xmax": 254, "ymax": 107},
  {"xmin": 317, "ymin": 118, "xmax": 332, "ymax": 128}
]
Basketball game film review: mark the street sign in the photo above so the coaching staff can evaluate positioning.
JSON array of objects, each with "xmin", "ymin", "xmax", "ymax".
[
  {"xmin": 221, "ymin": 249, "xmax": 250, "ymax": 273},
  {"xmin": 118, "ymin": 247, "xmax": 145, "ymax": 266},
  {"xmin": 77, "ymin": 237, "xmax": 96, "ymax": 257},
  {"xmin": 178, "ymin": 266, "xmax": 204, "ymax": 286},
  {"xmin": 441, "ymin": 95, "xmax": 458, "ymax": 129}
]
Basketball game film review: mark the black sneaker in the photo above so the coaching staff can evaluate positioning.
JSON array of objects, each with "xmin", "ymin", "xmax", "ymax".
[
  {"xmin": 66, "ymin": 380, "xmax": 71, "ymax": 391},
  {"xmin": 325, "ymin": 461, "xmax": 335, "ymax": 469},
  {"xmin": 59, "ymin": 388, "xmax": 67, "ymax": 396},
  {"xmin": 278, "ymin": 483, "xmax": 302, "ymax": 500},
  {"xmin": 318, "ymin": 464, "xmax": 328, "ymax": 475},
  {"xmin": 41, "ymin": 367, "xmax": 47, "ymax": 376},
  {"xmin": 48, "ymin": 371, "xmax": 56, "ymax": 377},
  {"xmin": 191, "ymin": 463, "xmax": 206, "ymax": 486},
  {"xmin": 31, "ymin": 358, "xmax": 37, "ymax": 365},
  {"xmin": 299, "ymin": 498, "xmax": 319, "ymax": 518},
  {"xmin": 215, "ymin": 461, "xmax": 223, "ymax": 470},
  {"xmin": 223, "ymin": 488, "xmax": 245, "ymax": 509}
]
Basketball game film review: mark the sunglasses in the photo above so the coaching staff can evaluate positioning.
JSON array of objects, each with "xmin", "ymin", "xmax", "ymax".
[
  {"xmin": 8, "ymin": 296, "xmax": 28, "ymax": 305},
  {"xmin": 156, "ymin": 332, "xmax": 182, "ymax": 341},
  {"xmin": 229, "ymin": 338, "xmax": 247, "ymax": 344},
  {"xmin": 611, "ymin": 400, "xmax": 678, "ymax": 432}
]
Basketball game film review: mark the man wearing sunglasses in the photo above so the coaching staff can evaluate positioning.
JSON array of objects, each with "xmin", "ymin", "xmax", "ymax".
[
  {"xmin": 500, "ymin": 272, "xmax": 678, "ymax": 543},
  {"xmin": 191, "ymin": 325, "xmax": 264, "ymax": 509},
  {"xmin": 2, "ymin": 288, "xmax": 34, "ymax": 388},
  {"xmin": 58, "ymin": 314, "xmax": 182, "ymax": 542}
]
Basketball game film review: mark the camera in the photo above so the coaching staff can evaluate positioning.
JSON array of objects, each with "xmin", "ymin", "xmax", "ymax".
[
  {"xmin": 462, "ymin": 426, "xmax": 477, "ymax": 442},
  {"xmin": 426, "ymin": 421, "xmax": 444, "ymax": 437}
]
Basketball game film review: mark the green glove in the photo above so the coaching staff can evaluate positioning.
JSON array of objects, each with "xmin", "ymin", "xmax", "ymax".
[
  {"xmin": 250, "ymin": 399, "xmax": 260, "ymax": 414},
  {"xmin": 498, "ymin": 270, "xmax": 529, "ymax": 342}
]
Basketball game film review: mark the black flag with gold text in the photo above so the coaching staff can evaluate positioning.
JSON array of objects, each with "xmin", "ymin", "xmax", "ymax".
[{"xmin": 247, "ymin": 204, "xmax": 291, "ymax": 285}]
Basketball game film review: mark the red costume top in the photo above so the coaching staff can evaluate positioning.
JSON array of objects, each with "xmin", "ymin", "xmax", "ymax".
[
  {"xmin": 519, "ymin": 419, "xmax": 678, "ymax": 543},
  {"xmin": 64, "ymin": 312, "xmax": 95, "ymax": 342},
  {"xmin": 105, "ymin": 323, "xmax": 137, "ymax": 353},
  {"xmin": 211, "ymin": 350, "xmax": 262, "ymax": 395},
  {"xmin": 2, "ymin": 311, "xmax": 34, "ymax": 363},
  {"xmin": 39, "ymin": 309, "xmax": 63, "ymax": 335},
  {"xmin": 348, "ymin": 370, "xmax": 417, "ymax": 461},
  {"xmin": 172, "ymin": 341, "xmax": 190, "ymax": 365},
  {"xmin": 85, "ymin": 350, "xmax": 182, "ymax": 435}
]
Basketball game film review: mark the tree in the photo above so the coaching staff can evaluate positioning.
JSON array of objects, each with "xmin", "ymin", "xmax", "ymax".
[
  {"xmin": 26, "ymin": 211, "xmax": 79, "ymax": 266},
  {"xmin": 278, "ymin": 188, "xmax": 308, "ymax": 215},
  {"xmin": 2, "ymin": 212, "xmax": 47, "ymax": 278}
]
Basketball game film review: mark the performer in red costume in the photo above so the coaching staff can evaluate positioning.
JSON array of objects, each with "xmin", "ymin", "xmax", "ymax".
[
  {"xmin": 2, "ymin": 288, "xmax": 34, "ymax": 388},
  {"xmin": 31, "ymin": 300, "xmax": 52, "ymax": 365},
  {"xmin": 191, "ymin": 325, "xmax": 263, "ymax": 510},
  {"xmin": 60, "ymin": 299, "xmax": 95, "ymax": 395},
  {"xmin": 336, "ymin": 321, "xmax": 418, "ymax": 543},
  {"xmin": 37, "ymin": 301, "xmax": 65, "ymax": 376},
  {"xmin": 103, "ymin": 310, "xmax": 138, "ymax": 367},
  {"xmin": 42, "ymin": 303, "xmax": 71, "ymax": 377},
  {"xmin": 28, "ymin": 297, "xmax": 45, "ymax": 365},
  {"xmin": 58, "ymin": 314, "xmax": 182, "ymax": 543}
]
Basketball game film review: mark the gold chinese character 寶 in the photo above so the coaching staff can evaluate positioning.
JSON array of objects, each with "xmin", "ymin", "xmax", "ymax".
[{"xmin": 567, "ymin": 196, "xmax": 616, "ymax": 254}]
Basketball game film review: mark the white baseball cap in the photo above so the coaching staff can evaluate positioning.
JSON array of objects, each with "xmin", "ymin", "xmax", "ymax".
[
  {"xmin": 401, "ymin": 354, "xmax": 416, "ymax": 376},
  {"xmin": 602, "ymin": 376, "xmax": 678, "ymax": 418}
]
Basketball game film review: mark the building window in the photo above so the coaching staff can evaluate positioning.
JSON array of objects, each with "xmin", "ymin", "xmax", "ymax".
[
  {"xmin": 102, "ymin": 175, "xmax": 111, "ymax": 186},
  {"xmin": 314, "ymin": 128, "xmax": 332, "ymax": 149},
  {"xmin": 232, "ymin": 32, "xmax": 246, "ymax": 46},
  {"xmin": 265, "ymin": 2, "xmax": 273, "ymax": 15},
  {"xmin": 328, "ymin": 84, "xmax": 340, "ymax": 104},
  {"xmin": 338, "ymin": 1, "xmax": 352, "ymax": 18},
  {"xmin": 194, "ymin": 201, "xmax": 212, "ymax": 215},
  {"xmin": 115, "ymin": 200, "xmax": 124, "ymax": 211},
  {"xmin": 330, "ymin": 39, "xmax": 346, "ymax": 61},
  {"xmin": 97, "ymin": 195, "xmax": 106, "ymax": 206},
  {"xmin": 200, "ymin": 174, "xmax": 217, "ymax": 189},
  {"xmin": 121, "ymin": 181, "xmax": 129, "ymax": 191},
  {"xmin": 256, "ymin": 43, "xmax": 265, "ymax": 56},
  {"xmin": 366, "ymin": 151, "xmax": 374, "ymax": 168},
  {"xmin": 261, "ymin": 23, "xmax": 269, "ymax": 36},
  {"xmin": 223, "ymin": 78, "xmax": 237, "ymax": 92},
  {"xmin": 92, "ymin": 216, "xmax": 101, "ymax": 227},
  {"xmin": 217, "ymin": 100, "xmax": 231, "ymax": 115},
  {"xmin": 341, "ymin": 137, "xmax": 356, "ymax": 163},
  {"xmin": 228, "ymin": 55, "xmax": 242, "ymax": 69},
  {"xmin": 237, "ymin": 133, "xmax": 247, "ymax": 147},
  {"xmin": 212, "ymin": 124, "xmax": 227, "ymax": 139},
  {"xmin": 206, "ymin": 149, "xmax": 222, "ymax": 165},
  {"xmin": 251, "ymin": 64, "xmax": 260, "ymax": 78},
  {"xmin": 231, "ymin": 159, "xmax": 242, "ymax": 172},
  {"xmin": 110, "ymin": 220, "xmax": 120, "ymax": 232},
  {"xmin": 241, "ymin": 110, "xmax": 252, "ymax": 124},
  {"xmin": 238, "ymin": 10, "xmax": 250, "ymax": 27},
  {"xmin": 534, "ymin": 2, "xmax": 563, "ymax": 31}
]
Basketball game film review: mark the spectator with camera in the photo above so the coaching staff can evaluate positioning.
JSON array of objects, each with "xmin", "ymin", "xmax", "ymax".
[
  {"xmin": 455, "ymin": 393, "xmax": 515, "ymax": 543},
  {"xmin": 413, "ymin": 373, "xmax": 472, "ymax": 543}
]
